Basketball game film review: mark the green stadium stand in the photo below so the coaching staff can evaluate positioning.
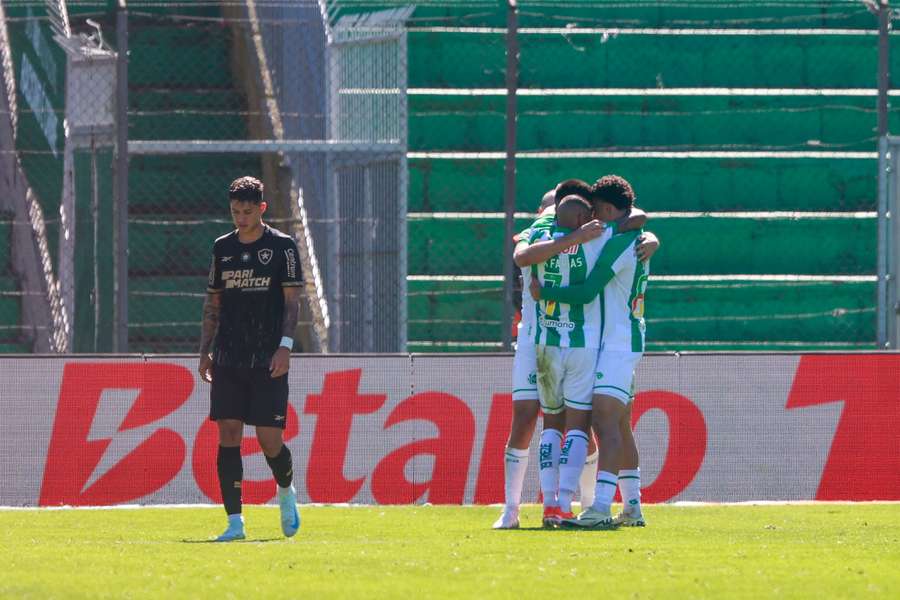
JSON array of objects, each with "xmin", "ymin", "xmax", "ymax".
[
  {"xmin": 0, "ymin": 215, "xmax": 28, "ymax": 353},
  {"xmin": 409, "ymin": 32, "xmax": 899, "ymax": 89},
  {"xmin": 407, "ymin": 216, "xmax": 876, "ymax": 276},
  {"xmin": 409, "ymin": 157, "xmax": 877, "ymax": 213},
  {"xmin": 406, "ymin": 278, "xmax": 876, "ymax": 350},
  {"xmin": 403, "ymin": 2, "xmax": 887, "ymax": 351},
  {"xmin": 127, "ymin": 11, "xmax": 261, "ymax": 353},
  {"xmin": 4, "ymin": 1, "xmax": 883, "ymax": 354},
  {"xmin": 410, "ymin": 95, "xmax": 900, "ymax": 153}
]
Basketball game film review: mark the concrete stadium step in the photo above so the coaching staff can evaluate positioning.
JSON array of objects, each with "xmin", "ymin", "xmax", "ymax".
[
  {"xmin": 405, "ymin": 278, "xmax": 876, "ymax": 349},
  {"xmin": 128, "ymin": 276, "xmax": 205, "ymax": 352},
  {"xmin": 128, "ymin": 220, "xmax": 228, "ymax": 276},
  {"xmin": 408, "ymin": 156, "xmax": 876, "ymax": 213},
  {"xmin": 650, "ymin": 278, "xmax": 875, "ymax": 345},
  {"xmin": 129, "ymin": 22, "xmax": 232, "ymax": 88},
  {"xmin": 129, "ymin": 328, "xmax": 197, "ymax": 354},
  {"xmin": 408, "ymin": 279, "xmax": 502, "ymax": 344},
  {"xmin": 0, "ymin": 277, "xmax": 21, "ymax": 345},
  {"xmin": 410, "ymin": 94, "xmax": 895, "ymax": 153},
  {"xmin": 407, "ymin": 215, "xmax": 875, "ymax": 276},
  {"xmin": 0, "ymin": 217, "xmax": 11, "ymax": 273},
  {"xmin": 129, "ymin": 155, "xmax": 262, "ymax": 214},
  {"xmin": 393, "ymin": 1, "xmax": 873, "ymax": 29},
  {"xmin": 130, "ymin": 89, "xmax": 249, "ymax": 140},
  {"xmin": 409, "ymin": 32, "xmax": 898, "ymax": 88}
]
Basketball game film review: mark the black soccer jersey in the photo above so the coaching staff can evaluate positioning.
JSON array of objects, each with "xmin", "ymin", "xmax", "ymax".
[{"xmin": 207, "ymin": 225, "xmax": 302, "ymax": 367}]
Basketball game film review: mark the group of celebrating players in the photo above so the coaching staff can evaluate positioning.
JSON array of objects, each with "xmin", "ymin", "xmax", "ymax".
[
  {"xmin": 198, "ymin": 174, "xmax": 656, "ymax": 541},
  {"xmin": 494, "ymin": 175, "xmax": 658, "ymax": 530}
]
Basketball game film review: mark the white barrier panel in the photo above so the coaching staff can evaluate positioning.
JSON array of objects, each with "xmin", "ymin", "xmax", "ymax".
[{"xmin": 0, "ymin": 354, "xmax": 897, "ymax": 506}]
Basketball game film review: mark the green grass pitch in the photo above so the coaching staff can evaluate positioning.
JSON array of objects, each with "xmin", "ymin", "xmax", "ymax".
[{"xmin": 2, "ymin": 504, "xmax": 898, "ymax": 599}]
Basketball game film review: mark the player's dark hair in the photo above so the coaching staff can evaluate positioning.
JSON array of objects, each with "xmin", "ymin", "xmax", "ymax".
[
  {"xmin": 554, "ymin": 178, "xmax": 592, "ymax": 206},
  {"xmin": 592, "ymin": 175, "xmax": 635, "ymax": 211},
  {"xmin": 229, "ymin": 176, "xmax": 264, "ymax": 204}
]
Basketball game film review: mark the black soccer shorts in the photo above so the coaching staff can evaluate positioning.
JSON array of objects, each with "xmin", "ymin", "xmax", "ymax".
[{"xmin": 209, "ymin": 365, "xmax": 289, "ymax": 428}]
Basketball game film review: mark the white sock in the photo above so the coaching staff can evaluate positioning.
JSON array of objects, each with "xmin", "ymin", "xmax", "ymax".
[
  {"xmin": 538, "ymin": 429, "xmax": 563, "ymax": 508},
  {"xmin": 618, "ymin": 468, "xmax": 641, "ymax": 514},
  {"xmin": 503, "ymin": 446, "xmax": 530, "ymax": 511},
  {"xmin": 557, "ymin": 430, "xmax": 589, "ymax": 513},
  {"xmin": 580, "ymin": 450, "xmax": 599, "ymax": 508},
  {"xmin": 592, "ymin": 470, "xmax": 618, "ymax": 515}
]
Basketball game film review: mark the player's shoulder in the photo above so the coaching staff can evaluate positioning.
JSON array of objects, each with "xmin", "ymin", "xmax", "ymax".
[
  {"xmin": 612, "ymin": 227, "xmax": 642, "ymax": 244},
  {"xmin": 213, "ymin": 229, "xmax": 238, "ymax": 249},
  {"xmin": 265, "ymin": 225, "xmax": 298, "ymax": 246},
  {"xmin": 602, "ymin": 228, "xmax": 642, "ymax": 262}
]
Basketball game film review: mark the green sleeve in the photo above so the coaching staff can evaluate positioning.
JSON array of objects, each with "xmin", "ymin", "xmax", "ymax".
[{"xmin": 540, "ymin": 230, "xmax": 641, "ymax": 304}]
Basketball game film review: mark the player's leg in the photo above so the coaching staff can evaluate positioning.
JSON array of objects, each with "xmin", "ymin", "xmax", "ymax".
[
  {"xmin": 493, "ymin": 400, "xmax": 538, "ymax": 529},
  {"xmin": 494, "ymin": 341, "xmax": 540, "ymax": 529},
  {"xmin": 215, "ymin": 418, "xmax": 246, "ymax": 541},
  {"xmin": 250, "ymin": 369, "xmax": 300, "ymax": 537},
  {"xmin": 579, "ymin": 428, "xmax": 599, "ymax": 509},
  {"xmin": 614, "ymin": 402, "xmax": 645, "ymax": 526},
  {"xmin": 556, "ymin": 408, "xmax": 590, "ymax": 516},
  {"xmin": 209, "ymin": 365, "xmax": 247, "ymax": 541},
  {"xmin": 557, "ymin": 347, "xmax": 597, "ymax": 516},
  {"xmin": 563, "ymin": 393, "xmax": 626, "ymax": 528},
  {"xmin": 535, "ymin": 346, "xmax": 565, "ymax": 526},
  {"xmin": 539, "ymin": 410, "xmax": 565, "ymax": 526}
]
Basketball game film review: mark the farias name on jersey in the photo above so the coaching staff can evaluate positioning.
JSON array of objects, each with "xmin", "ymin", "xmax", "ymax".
[{"xmin": 222, "ymin": 269, "xmax": 271, "ymax": 290}]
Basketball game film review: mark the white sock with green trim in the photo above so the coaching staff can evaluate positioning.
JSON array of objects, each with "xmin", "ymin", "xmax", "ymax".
[
  {"xmin": 538, "ymin": 428, "xmax": 563, "ymax": 508},
  {"xmin": 579, "ymin": 450, "xmax": 599, "ymax": 508},
  {"xmin": 503, "ymin": 447, "xmax": 530, "ymax": 511},
  {"xmin": 557, "ymin": 430, "xmax": 589, "ymax": 513},
  {"xmin": 618, "ymin": 468, "xmax": 642, "ymax": 514},
  {"xmin": 591, "ymin": 470, "xmax": 618, "ymax": 515}
]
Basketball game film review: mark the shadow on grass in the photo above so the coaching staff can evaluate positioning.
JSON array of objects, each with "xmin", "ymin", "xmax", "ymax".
[
  {"xmin": 501, "ymin": 526, "xmax": 620, "ymax": 533},
  {"xmin": 180, "ymin": 537, "xmax": 285, "ymax": 544}
]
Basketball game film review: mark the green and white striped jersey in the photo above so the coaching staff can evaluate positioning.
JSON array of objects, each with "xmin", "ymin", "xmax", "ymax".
[
  {"xmin": 601, "ymin": 232, "xmax": 649, "ymax": 352},
  {"xmin": 516, "ymin": 211, "xmax": 556, "ymax": 342},
  {"xmin": 538, "ymin": 229, "xmax": 649, "ymax": 353},
  {"xmin": 529, "ymin": 222, "xmax": 612, "ymax": 348}
]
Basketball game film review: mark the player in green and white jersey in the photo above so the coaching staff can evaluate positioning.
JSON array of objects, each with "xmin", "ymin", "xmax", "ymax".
[
  {"xmin": 529, "ymin": 195, "xmax": 612, "ymax": 525},
  {"xmin": 494, "ymin": 191, "xmax": 556, "ymax": 530},
  {"xmin": 494, "ymin": 179, "xmax": 657, "ymax": 529},
  {"xmin": 495, "ymin": 181, "xmax": 604, "ymax": 529},
  {"xmin": 532, "ymin": 175, "xmax": 653, "ymax": 528}
]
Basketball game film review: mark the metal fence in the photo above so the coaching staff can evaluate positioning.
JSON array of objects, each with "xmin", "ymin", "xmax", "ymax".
[{"xmin": 0, "ymin": 0, "xmax": 898, "ymax": 354}]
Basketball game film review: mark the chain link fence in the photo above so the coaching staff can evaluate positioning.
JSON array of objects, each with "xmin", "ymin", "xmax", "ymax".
[{"xmin": 0, "ymin": 0, "xmax": 897, "ymax": 354}]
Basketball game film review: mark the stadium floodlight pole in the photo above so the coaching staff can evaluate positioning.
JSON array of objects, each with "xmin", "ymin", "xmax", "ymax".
[
  {"xmin": 501, "ymin": 0, "xmax": 519, "ymax": 352},
  {"xmin": 875, "ymin": 0, "xmax": 891, "ymax": 347},
  {"xmin": 113, "ymin": 0, "xmax": 129, "ymax": 352}
]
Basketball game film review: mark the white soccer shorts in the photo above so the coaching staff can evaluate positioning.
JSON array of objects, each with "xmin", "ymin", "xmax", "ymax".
[
  {"xmin": 594, "ymin": 350, "xmax": 643, "ymax": 405},
  {"xmin": 535, "ymin": 346, "xmax": 598, "ymax": 414},
  {"xmin": 512, "ymin": 338, "xmax": 539, "ymax": 401}
]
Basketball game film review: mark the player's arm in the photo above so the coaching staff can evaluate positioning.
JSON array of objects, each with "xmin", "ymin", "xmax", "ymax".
[
  {"xmin": 270, "ymin": 240, "xmax": 303, "ymax": 378},
  {"xmin": 636, "ymin": 230, "xmax": 660, "ymax": 261},
  {"xmin": 615, "ymin": 207, "xmax": 647, "ymax": 233},
  {"xmin": 514, "ymin": 220, "xmax": 605, "ymax": 267},
  {"xmin": 198, "ymin": 292, "xmax": 220, "ymax": 383},
  {"xmin": 532, "ymin": 230, "xmax": 643, "ymax": 304},
  {"xmin": 270, "ymin": 285, "xmax": 300, "ymax": 378}
]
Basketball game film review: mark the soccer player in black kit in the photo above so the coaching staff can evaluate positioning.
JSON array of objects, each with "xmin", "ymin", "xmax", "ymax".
[{"xmin": 199, "ymin": 176, "xmax": 302, "ymax": 541}]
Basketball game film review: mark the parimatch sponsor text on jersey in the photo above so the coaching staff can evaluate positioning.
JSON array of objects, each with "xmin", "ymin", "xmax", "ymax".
[{"xmin": 207, "ymin": 225, "xmax": 302, "ymax": 367}]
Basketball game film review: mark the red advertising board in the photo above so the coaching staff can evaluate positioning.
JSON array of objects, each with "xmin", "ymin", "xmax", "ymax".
[{"xmin": 0, "ymin": 354, "xmax": 897, "ymax": 506}]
